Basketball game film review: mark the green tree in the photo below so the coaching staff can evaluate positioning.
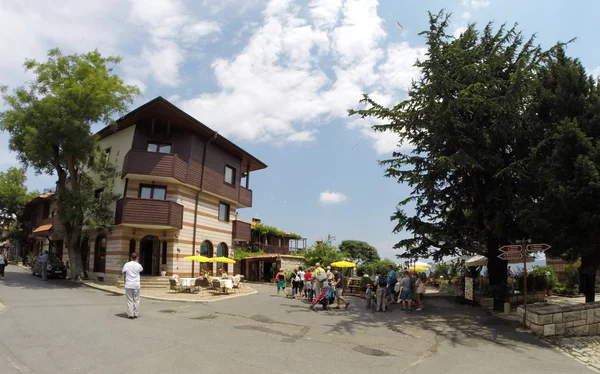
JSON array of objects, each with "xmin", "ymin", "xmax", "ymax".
[
  {"xmin": 300, "ymin": 235, "xmax": 347, "ymax": 265},
  {"xmin": 0, "ymin": 48, "xmax": 139, "ymax": 280},
  {"xmin": 357, "ymin": 259, "xmax": 396, "ymax": 276},
  {"xmin": 338, "ymin": 240, "xmax": 380, "ymax": 264},
  {"xmin": 349, "ymin": 12, "xmax": 547, "ymax": 309},
  {"xmin": 0, "ymin": 167, "xmax": 29, "ymax": 227},
  {"xmin": 519, "ymin": 46, "xmax": 600, "ymax": 302}
]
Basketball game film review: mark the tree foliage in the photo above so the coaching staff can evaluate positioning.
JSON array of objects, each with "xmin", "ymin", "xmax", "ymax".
[
  {"xmin": 518, "ymin": 46, "xmax": 600, "ymax": 302},
  {"xmin": 357, "ymin": 259, "xmax": 396, "ymax": 276},
  {"xmin": 0, "ymin": 48, "xmax": 139, "ymax": 280},
  {"xmin": 338, "ymin": 240, "xmax": 380, "ymax": 264},
  {"xmin": 299, "ymin": 235, "xmax": 347, "ymax": 266},
  {"xmin": 0, "ymin": 167, "xmax": 29, "ymax": 228},
  {"xmin": 349, "ymin": 11, "xmax": 547, "ymax": 300}
]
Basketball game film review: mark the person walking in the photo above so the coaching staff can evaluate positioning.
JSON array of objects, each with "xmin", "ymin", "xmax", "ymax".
[
  {"xmin": 40, "ymin": 250, "xmax": 49, "ymax": 281},
  {"xmin": 0, "ymin": 249, "xmax": 7, "ymax": 280},
  {"xmin": 274, "ymin": 269, "xmax": 289, "ymax": 297},
  {"xmin": 415, "ymin": 273, "xmax": 425, "ymax": 311},
  {"xmin": 122, "ymin": 252, "xmax": 143, "ymax": 319},
  {"xmin": 310, "ymin": 264, "xmax": 330, "ymax": 311},
  {"xmin": 399, "ymin": 271, "xmax": 412, "ymax": 311},
  {"xmin": 332, "ymin": 269, "xmax": 350, "ymax": 309},
  {"xmin": 304, "ymin": 267, "xmax": 313, "ymax": 301},
  {"xmin": 313, "ymin": 263, "xmax": 325, "ymax": 299},
  {"xmin": 387, "ymin": 265, "xmax": 397, "ymax": 302},
  {"xmin": 291, "ymin": 268, "xmax": 300, "ymax": 298},
  {"xmin": 297, "ymin": 266, "xmax": 305, "ymax": 298},
  {"xmin": 374, "ymin": 271, "xmax": 388, "ymax": 312}
]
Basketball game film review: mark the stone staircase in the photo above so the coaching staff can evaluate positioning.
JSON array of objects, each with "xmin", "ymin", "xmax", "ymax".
[{"xmin": 116, "ymin": 276, "xmax": 170, "ymax": 289}]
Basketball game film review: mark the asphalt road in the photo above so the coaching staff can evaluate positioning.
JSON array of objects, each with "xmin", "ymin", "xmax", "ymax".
[{"xmin": 0, "ymin": 266, "xmax": 593, "ymax": 374}]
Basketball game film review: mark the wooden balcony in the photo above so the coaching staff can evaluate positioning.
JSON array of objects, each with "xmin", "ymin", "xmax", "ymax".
[
  {"xmin": 232, "ymin": 220, "xmax": 251, "ymax": 242},
  {"xmin": 122, "ymin": 149, "xmax": 188, "ymax": 183},
  {"xmin": 239, "ymin": 187, "xmax": 252, "ymax": 207},
  {"xmin": 115, "ymin": 198, "xmax": 183, "ymax": 229},
  {"xmin": 256, "ymin": 244, "xmax": 291, "ymax": 255}
]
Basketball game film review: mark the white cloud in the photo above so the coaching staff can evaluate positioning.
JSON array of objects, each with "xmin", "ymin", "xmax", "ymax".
[
  {"xmin": 462, "ymin": 0, "xmax": 491, "ymax": 9},
  {"xmin": 319, "ymin": 190, "xmax": 348, "ymax": 204},
  {"xmin": 127, "ymin": 0, "xmax": 221, "ymax": 87},
  {"xmin": 0, "ymin": 0, "xmax": 426, "ymax": 155},
  {"xmin": 592, "ymin": 66, "xmax": 600, "ymax": 78},
  {"xmin": 286, "ymin": 130, "xmax": 318, "ymax": 143},
  {"xmin": 179, "ymin": 0, "xmax": 424, "ymax": 153}
]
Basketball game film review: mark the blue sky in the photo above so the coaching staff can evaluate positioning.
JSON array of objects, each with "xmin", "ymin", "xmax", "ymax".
[{"xmin": 1, "ymin": 0, "xmax": 599, "ymax": 261}]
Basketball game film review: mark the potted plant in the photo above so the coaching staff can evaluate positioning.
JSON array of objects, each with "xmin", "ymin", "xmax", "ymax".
[{"xmin": 160, "ymin": 266, "xmax": 166, "ymax": 277}]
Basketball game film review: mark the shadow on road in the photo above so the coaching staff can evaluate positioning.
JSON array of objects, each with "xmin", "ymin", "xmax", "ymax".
[
  {"xmin": 284, "ymin": 293, "xmax": 550, "ymax": 352},
  {"xmin": 1, "ymin": 266, "xmax": 83, "ymax": 291}
]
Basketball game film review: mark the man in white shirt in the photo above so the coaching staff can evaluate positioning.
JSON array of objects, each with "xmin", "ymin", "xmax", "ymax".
[{"xmin": 122, "ymin": 252, "xmax": 143, "ymax": 319}]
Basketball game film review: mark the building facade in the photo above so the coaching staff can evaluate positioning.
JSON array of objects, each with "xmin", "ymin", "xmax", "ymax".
[{"xmin": 26, "ymin": 97, "xmax": 267, "ymax": 281}]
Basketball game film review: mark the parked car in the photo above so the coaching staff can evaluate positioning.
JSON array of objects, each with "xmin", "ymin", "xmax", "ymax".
[{"xmin": 31, "ymin": 255, "xmax": 67, "ymax": 279}]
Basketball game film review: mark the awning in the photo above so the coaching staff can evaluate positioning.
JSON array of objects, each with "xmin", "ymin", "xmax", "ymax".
[{"xmin": 33, "ymin": 224, "xmax": 53, "ymax": 234}]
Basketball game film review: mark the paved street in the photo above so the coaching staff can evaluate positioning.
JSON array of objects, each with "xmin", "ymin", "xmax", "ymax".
[{"xmin": 0, "ymin": 266, "xmax": 594, "ymax": 374}]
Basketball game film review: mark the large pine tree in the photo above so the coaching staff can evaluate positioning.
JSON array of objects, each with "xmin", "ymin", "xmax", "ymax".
[
  {"xmin": 520, "ymin": 46, "xmax": 600, "ymax": 302},
  {"xmin": 349, "ymin": 12, "xmax": 546, "ymax": 309}
]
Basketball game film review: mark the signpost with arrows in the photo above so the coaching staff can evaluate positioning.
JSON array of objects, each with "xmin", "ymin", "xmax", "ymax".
[{"xmin": 498, "ymin": 240, "xmax": 551, "ymax": 329}]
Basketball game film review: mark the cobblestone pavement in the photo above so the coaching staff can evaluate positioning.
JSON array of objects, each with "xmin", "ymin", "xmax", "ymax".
[{"xmin": 548, "ymin": 336, "xmax": 600, "ymax": 372}]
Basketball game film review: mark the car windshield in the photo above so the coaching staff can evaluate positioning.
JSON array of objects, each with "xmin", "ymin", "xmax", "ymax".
[{"xmin": 49, "ymin": 255, "xmax": 62, "ymax": 264}]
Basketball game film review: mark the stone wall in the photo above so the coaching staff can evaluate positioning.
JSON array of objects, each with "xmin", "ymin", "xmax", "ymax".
[
  {"xmin": 279, "ymin": 258, "xmax": 307, "ymax": 274},
  {"xmin": 517, "ymin": 302, "xmax": 600, "ymax": 337}
]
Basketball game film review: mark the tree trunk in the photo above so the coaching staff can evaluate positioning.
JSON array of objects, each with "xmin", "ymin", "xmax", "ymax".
[
  {"xmin": 486, "ymin": 235, "xmax": 508, "ymax": 311},
  {"xmin": 579, "ymin": 255, "xmax": 598, "ymax": 303},
  {"xmin": 67, "ymin": 227, "xmax": 84, "ymax": 282}
]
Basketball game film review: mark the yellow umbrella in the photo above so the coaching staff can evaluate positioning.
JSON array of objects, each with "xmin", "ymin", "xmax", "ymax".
[
  {"xmin": 330, "ymin": 260, "xmax": 357, "ymax": 268},
  {"xmin": 209, "ymin": 256, "xmax": 236, "ymax": 264},
  {"xmin": 183, "ymin": 255, "xmax": 211, "ymax": 262}
]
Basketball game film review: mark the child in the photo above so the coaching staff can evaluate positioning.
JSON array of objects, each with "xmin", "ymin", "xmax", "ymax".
[{"xmin": 365, "ymin": 283, "xmax": 373, "ymax": 310}]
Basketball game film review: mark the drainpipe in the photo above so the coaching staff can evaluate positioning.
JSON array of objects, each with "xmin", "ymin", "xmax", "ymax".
[{"xmin": 191, "ymin": 131, "xmax": 218, "ymax": 277}]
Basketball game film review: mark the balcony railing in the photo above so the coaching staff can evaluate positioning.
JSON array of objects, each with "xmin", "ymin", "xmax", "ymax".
[
  {"xmin": 121, "ymin": 150, "xmax": 254, "ymax": 208},
  {"xmin": 122, "ymin": 149, "xmax": 188, "ymax": 183},
  {"xmin": 239, "ymin": 187, "xmax": 252, "ymax": 207},
  {"xmin": 232, "ymin": 220, "xmax": 251, "ymax": 242},
  {"xmin": 115, "ymin": 198, "xmax": 184, "ymax": 229}
]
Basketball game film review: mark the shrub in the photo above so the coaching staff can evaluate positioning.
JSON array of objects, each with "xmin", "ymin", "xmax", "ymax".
[
  {"xmin": 359, "ymin": 276, "xmax": 374, "ymax": 292},
  {"xmin": 564, "ymin": 261, "xmax": 580, "ymax": 291}
]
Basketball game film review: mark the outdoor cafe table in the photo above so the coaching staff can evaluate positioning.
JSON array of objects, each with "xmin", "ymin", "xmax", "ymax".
[
  {"xmin": 178, "ymin": 277, "xmax": 196, "ymax": 292},
  {"xmin": 211, "ymin": 278, "xmax": 233, "ymax": 293}
]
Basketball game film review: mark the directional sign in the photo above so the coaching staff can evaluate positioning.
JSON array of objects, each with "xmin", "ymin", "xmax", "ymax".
[
  {"xmin": 526, "ymin": 243, "xmax": 551, "ymax": 252},
  {"xmin": 499, "ymin": 245, "xmax": 522, "ymax": 253},
  {"xmin": 498, "ymin": 251, "xmax": 523, "ymax": 261}
]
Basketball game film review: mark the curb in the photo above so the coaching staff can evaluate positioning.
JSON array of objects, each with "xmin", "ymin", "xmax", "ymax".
[{"xmin": 81, "ymin": 281, "xmax": 257, "ymax": 303}]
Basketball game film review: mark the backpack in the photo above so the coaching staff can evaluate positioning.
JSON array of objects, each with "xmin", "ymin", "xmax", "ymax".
[{"xmin": 378, "ymin": 275, "xmax": 388, "ymax": 288}]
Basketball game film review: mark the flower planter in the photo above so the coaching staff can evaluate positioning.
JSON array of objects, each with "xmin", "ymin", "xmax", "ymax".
[{"xmin": 475, "ymin": 297, "xmax": 494, "ymax": 309}]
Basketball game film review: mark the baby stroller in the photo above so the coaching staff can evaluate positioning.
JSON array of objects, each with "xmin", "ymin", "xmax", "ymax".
[{"xmin": 311, "ymin": 286, "xmax": 335, "ymax": 310}]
